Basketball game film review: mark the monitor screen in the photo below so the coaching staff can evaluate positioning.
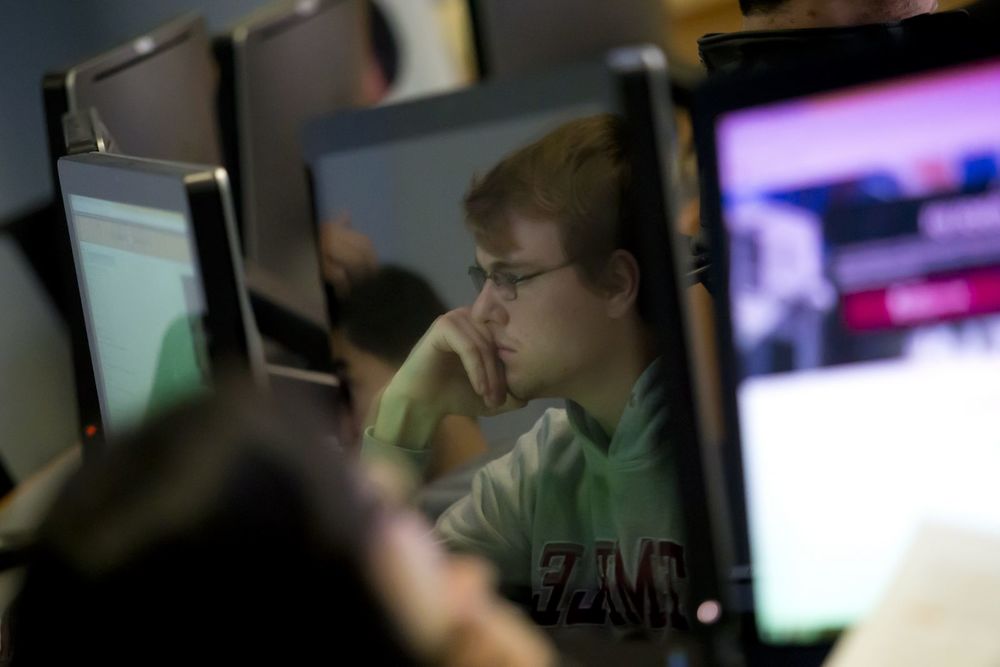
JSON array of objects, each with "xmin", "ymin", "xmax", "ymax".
[
  {"xmin": 219, "ymin": 0, "xmax": 367, "ymax": 319},
  {"xmin": 65, "ymin": 192, "xmax": 210, "ymax": 438},
  {"xmin": 304, "ymin": 60, "xmax": 612, "ymax": 444},
  {"xmin": 715, "ymin": 57, "xmax": 1000, "ymax": 643},
  {"xmin": 47, "ymin": 14, "xmax": 221, "ymax": 166}
]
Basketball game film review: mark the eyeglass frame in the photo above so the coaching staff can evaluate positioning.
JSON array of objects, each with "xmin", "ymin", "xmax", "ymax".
[{"xmin": 468, "ymin": 260, "xmax": 576, "ymax": 301}]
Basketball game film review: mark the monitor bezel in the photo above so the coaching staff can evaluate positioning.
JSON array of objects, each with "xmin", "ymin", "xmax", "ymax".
[{"xmin": 610, "ymin": 46, "xmax": 737, "ymax": 661}]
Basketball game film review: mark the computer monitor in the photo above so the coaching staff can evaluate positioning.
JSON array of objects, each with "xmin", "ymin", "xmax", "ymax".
[
  {"xmin": 215, "ymin": 0, "xmax": 368, "ymax": 319},
  {"xmin": 612, "ymin": 47, "xmax": 735, "ymax": 662},
  {"xmin": 302, "ymin": 58, "xmax": 611, "ymax": 445},
  {"xmin": 43, "ymin": 13, "xmax": 221, "ymax": 171},
  {"xmin": 696, "ymin": 46, "xmax": 1000, "ymax": 649},
  {"xmin": 58, "ymin": 152, "xmax": 264, "ymax": 442},
  {"xmin": 468, "ymin": 0, "xmax": 668, "ymax": 80},
  {"xmin": 41, "ymin": 14, "xmax": 224, "ymax": 450}
]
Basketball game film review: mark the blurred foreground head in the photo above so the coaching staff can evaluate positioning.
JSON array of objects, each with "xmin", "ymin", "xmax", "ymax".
[
  {"xmin": 11, "ymin": 384, "xmax": 555, "ymax": 666},
  {"xmin": 10, "ymin": 385, "xmax": 414, "ymax": 664}
]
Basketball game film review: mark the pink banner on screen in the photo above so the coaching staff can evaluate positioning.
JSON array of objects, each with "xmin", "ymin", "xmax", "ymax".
[
  {"xmin": 843, "ymin": 267, "xmax": 1000, "ymax": 331},
  {"xmin": 717, "ymin": 59, "xmax": 1000, "ymax": 197}
]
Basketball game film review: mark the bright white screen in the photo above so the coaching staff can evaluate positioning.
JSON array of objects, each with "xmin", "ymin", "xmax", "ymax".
[{"xmin": 70, "ymin": 195, "xmax": 209, "ymax": 437}]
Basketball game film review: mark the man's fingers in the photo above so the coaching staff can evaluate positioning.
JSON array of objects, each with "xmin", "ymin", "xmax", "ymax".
[
  {"xmin": 434, "ymin": 312, "xmax": 499, "ymax": 406},
  {"xmin": 324, "ymin": 227, "xmax": 376, "ymax": 264},
  {"xmin": 452, "ymin": 316, "xmax": 501, "ymax": 407},
  {"xmin": 327, "ymin": 211, "xmax": 352, "ymax": 227},
  {"xmin": 467, "ymin": 318, "xmax": 509, "ymax": 406},
  {"xmin": 443, "ymin": 322, "xmax": 493, "ymax": 402},
  {"xmin": 412, "ymin": 308, "xmax": 521, "ymax": 418},
  {"xmin": 319, "ymin": 221, "xmax": 378, "ymax": 294},
  {"xmin": 341, "ymin": 231, "xmax": 377, "ymax": 271},
  {"xmin": 325, "ymin": 263, "xmax": 350, "ymax": 298},
  {"xmin": 492, "ymin": 356, "xmax": 509, "ymax": 407}
]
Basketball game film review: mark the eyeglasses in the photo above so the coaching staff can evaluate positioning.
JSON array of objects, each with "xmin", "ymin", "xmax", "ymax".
[{"xmin": 468, "ymin": 260, "xmax": 575, "ymax": 301}]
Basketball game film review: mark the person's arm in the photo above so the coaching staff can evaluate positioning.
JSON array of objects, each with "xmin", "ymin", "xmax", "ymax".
[{"xmin": 371, "ymin": 379, "xmax": 448, "ymax": 449}]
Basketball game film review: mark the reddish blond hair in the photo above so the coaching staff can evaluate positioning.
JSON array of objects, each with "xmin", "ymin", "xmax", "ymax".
[{"xmin": 463, "ymin": 114, "xmax": 631, "ymax": 286}]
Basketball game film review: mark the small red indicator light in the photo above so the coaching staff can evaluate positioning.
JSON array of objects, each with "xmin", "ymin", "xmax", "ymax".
[{"xmin": 84, "ymin": 425, "xmax": 98, "ymax": 438}]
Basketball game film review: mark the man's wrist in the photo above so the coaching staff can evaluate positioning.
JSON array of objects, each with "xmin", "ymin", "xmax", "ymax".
[{"xmin": 371, "ymin": 383, "xmax": 444, "ymax": 450}]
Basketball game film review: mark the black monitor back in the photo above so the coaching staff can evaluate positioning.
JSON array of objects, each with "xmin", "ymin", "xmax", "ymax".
[
  {"xmin": 469, "ymin": 0, "xmax": 669, "ymax": 80},
  {"xmin": 215, "ymin": 0, "xmax": 368, "ymax": 320},
  {"xmin": 43, "ymin": 13, "xmax": 221, "ymax": 173}
]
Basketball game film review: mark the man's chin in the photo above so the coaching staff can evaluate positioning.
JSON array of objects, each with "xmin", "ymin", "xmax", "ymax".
[
  {"xmin": 506, "ymin": 381, "xmax": 527, "ymax": 403},
  {"xmin": 504, "ymin": 373, "xmax": 529, "ymax": 402},
  {"xmin": 504, "ymin": 361, "xmax": 555, "ymax": 402},
  {"xmin": 505, "ymin": 373, "xmax": 545, "ymax": 403}
]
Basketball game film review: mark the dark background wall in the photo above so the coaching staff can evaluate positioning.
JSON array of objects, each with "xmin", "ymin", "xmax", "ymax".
[{"xmin": 0, "ymin": 0, "xmax": 273, "ymax": 220}]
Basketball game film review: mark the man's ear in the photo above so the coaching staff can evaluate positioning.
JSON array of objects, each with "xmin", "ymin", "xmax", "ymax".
[{"xmin": 602, "ymin": 249, "xmax": 641, "ymax": 318}]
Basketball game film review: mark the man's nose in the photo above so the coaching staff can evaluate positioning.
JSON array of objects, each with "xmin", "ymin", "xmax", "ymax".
[{"xmin": 470, "ymin": 280, "xmax": 508, "ymax": 326}]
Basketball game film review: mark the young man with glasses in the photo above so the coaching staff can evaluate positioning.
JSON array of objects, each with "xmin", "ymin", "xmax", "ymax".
[{"xmin": 363, "ymin": 114, "xmax": 689, "ymax": 634}]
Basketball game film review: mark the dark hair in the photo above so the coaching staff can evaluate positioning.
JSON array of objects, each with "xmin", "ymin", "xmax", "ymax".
[
  {"xmin": 10, "ymin": 386, "xmax": 419, "ymax": 665},
  {"xmin": 739, "ymin": 0, "xmax": 792, "ymax": 15},
  {"xmin": 464, "ymin": 114, "xmax": 633, "ymax": 287},
  {"xmin": 339, "ymin": 265, "xmax": 447, "ymax": 365}
]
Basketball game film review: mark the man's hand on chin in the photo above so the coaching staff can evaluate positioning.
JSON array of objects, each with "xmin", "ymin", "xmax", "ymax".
[{"xmin": 372, "ymin": 308, "xmax": 526, "ymax": 448}]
